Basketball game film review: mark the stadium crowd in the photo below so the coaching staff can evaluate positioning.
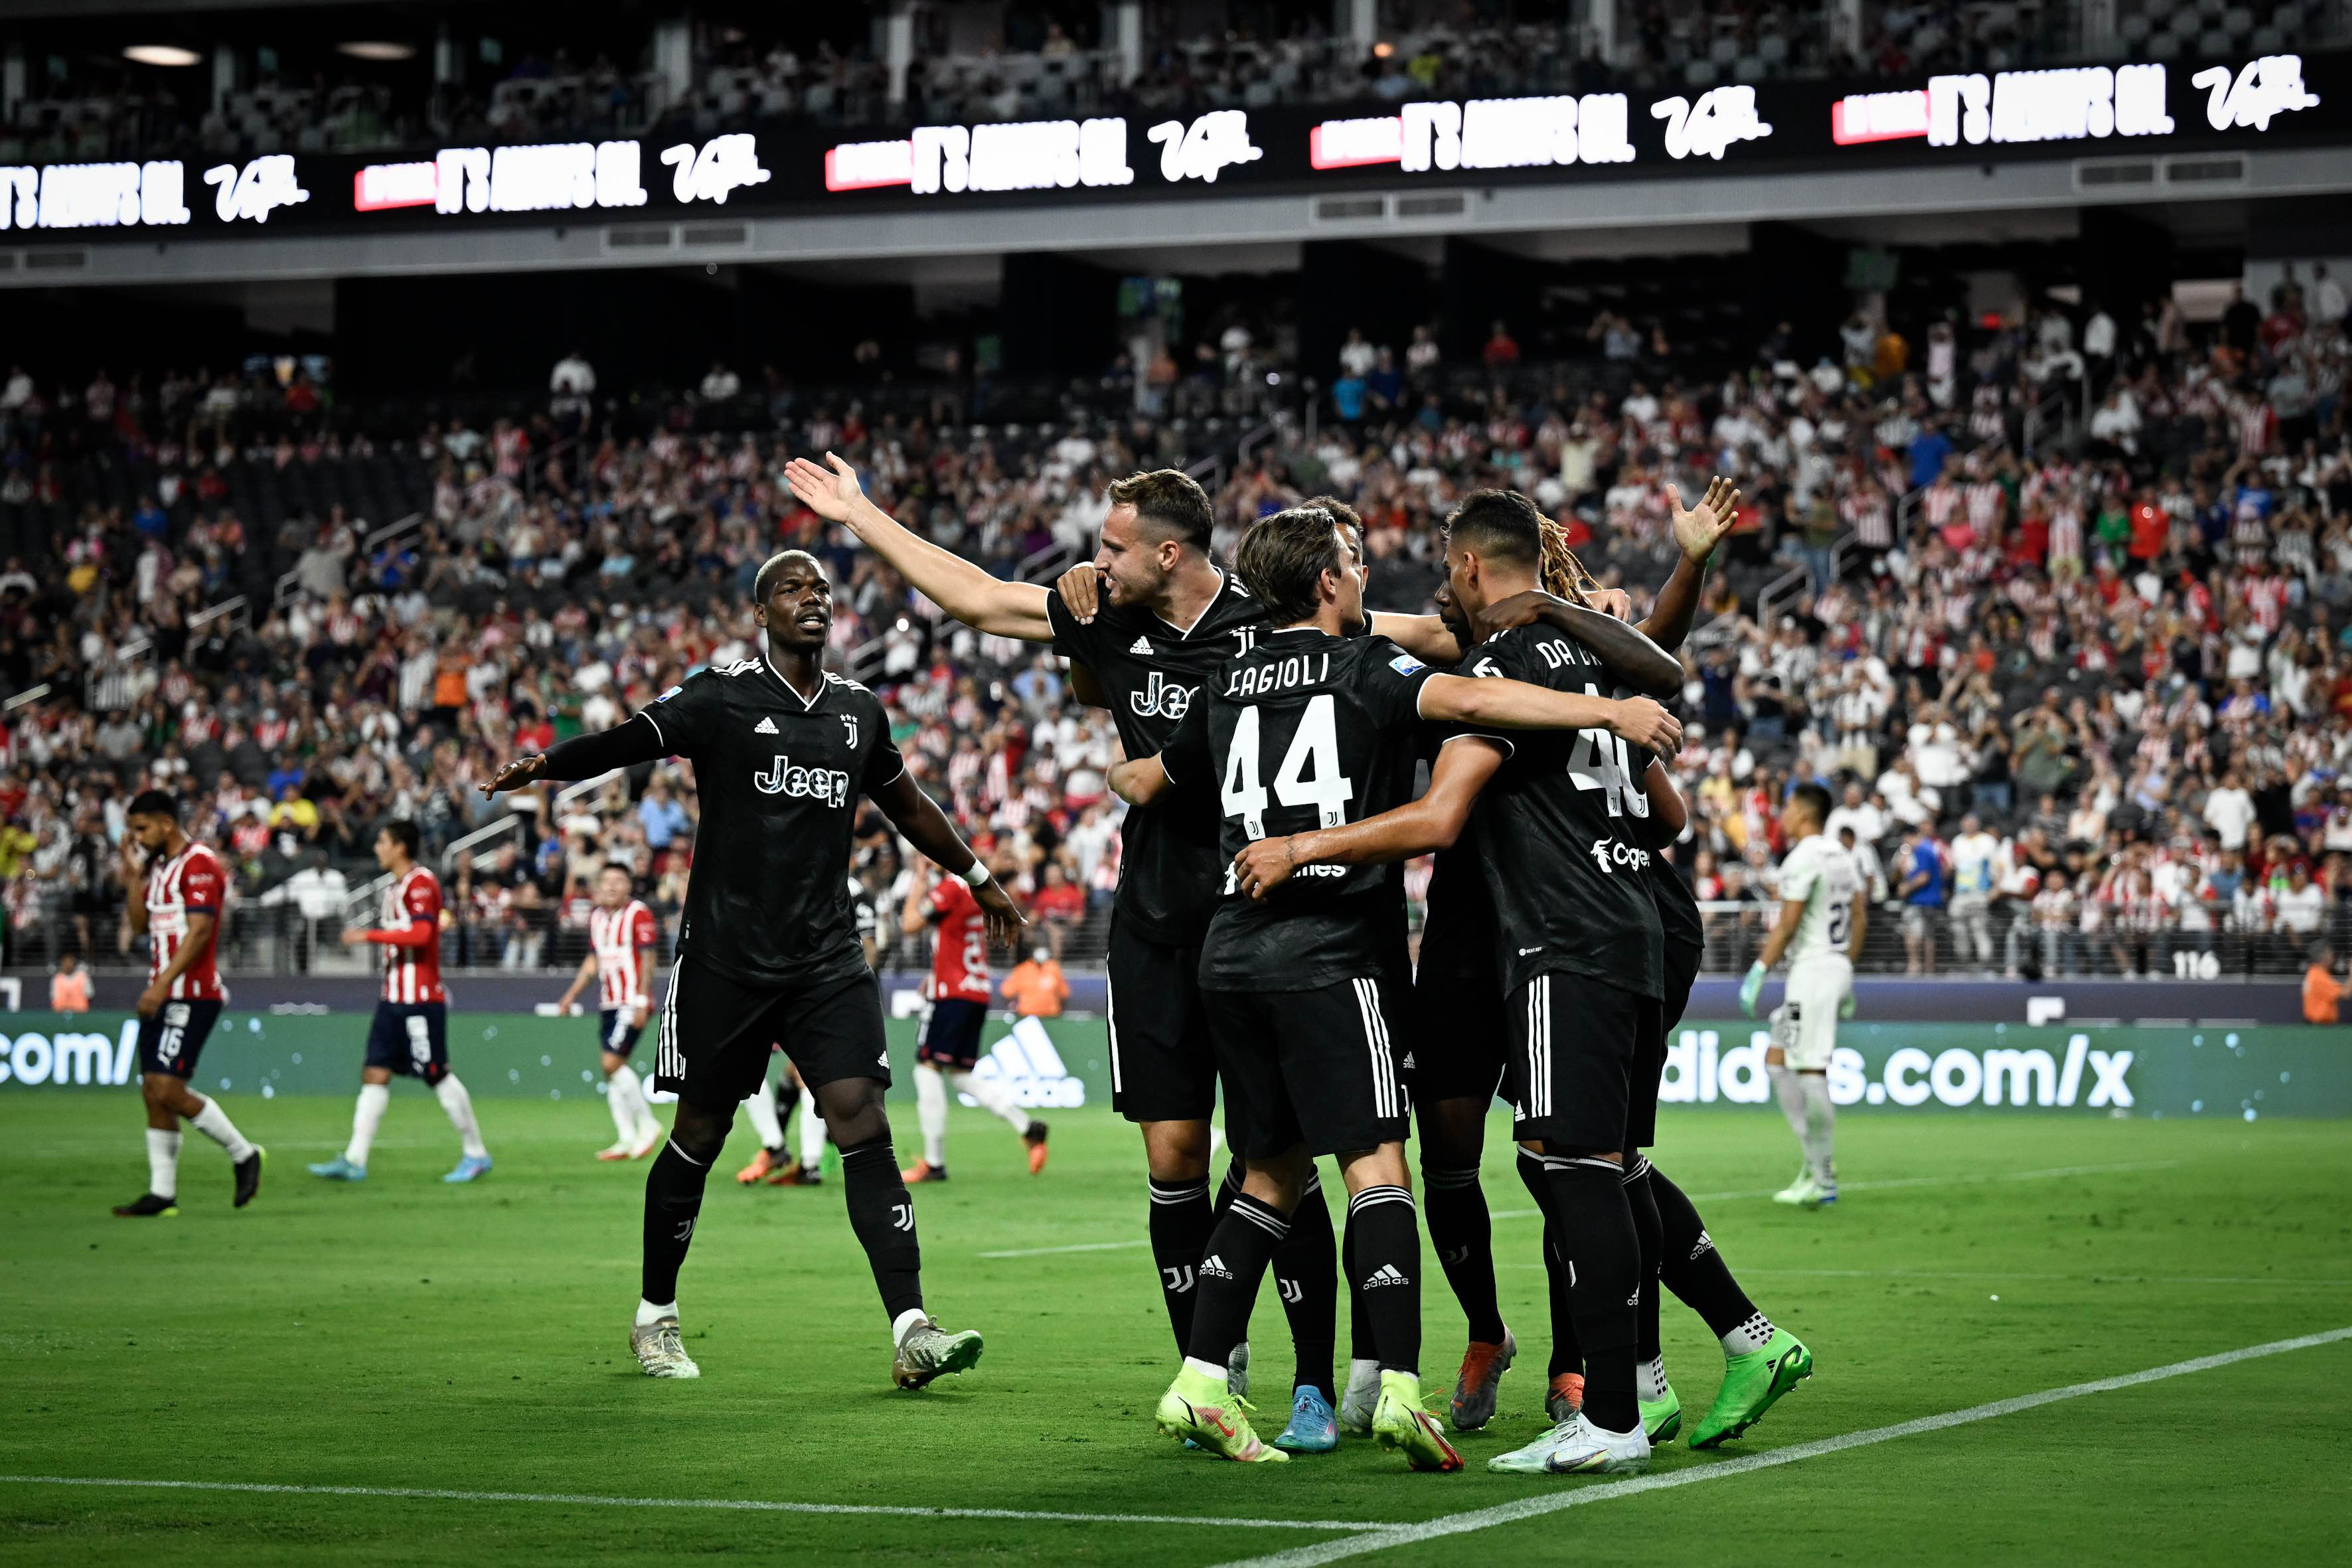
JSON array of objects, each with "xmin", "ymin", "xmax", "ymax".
[{"xmin": 3, "ymin": 258, "xmax": 2349, "ymax": 981}]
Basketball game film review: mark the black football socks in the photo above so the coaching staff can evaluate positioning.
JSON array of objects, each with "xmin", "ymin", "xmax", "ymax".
[
  {"xmin": 1424, "ymin": 1163, "xmax": 1506, "ymax": 1345},
  {"xmin": 840, "ymin": 1136, "xmax": 924, "ymax": 1322},
  {"xmin": 1147, "ymin": 1174, "xmax": 1215, "ymax": 1352}
]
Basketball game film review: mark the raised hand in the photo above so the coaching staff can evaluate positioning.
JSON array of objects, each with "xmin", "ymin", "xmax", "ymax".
[
  {"xmin": 783, "ymin": 451, "xmax": 867, "ymax": 524},
  {"xmin": 1664, "ymin": 474, "xmax": 1741, "ymax": 564}
]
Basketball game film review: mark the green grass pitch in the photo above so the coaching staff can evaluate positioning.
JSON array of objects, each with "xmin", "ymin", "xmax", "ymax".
[{"xmin": 4, "ymin": 1092, "xmax": 2348, "ymax": 1567}]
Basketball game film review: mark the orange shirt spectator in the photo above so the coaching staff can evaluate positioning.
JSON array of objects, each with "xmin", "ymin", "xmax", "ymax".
[
  {"xmin": 1001, "ymin": 953, "xmax": 1069, "ymax": 1018},
  {"xmin": 2304, "ymin": 959, "xmax": 2343, "ymax": 1024},
  {"xmin": 50, "ymin": 958, "xmax": 92, "ymax": 1012}
]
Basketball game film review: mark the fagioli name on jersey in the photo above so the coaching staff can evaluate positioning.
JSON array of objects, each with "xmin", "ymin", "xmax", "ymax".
[
  {"xmin": 1224, "ymin": 651, "xmax": 1332, "ymax": 698},
  {"xmin": 753, "ymin": 753, "xmax": 851, "ymax": 806}
]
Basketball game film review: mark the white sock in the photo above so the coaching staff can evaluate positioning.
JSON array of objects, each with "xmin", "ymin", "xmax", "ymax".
[
  {"xmin": 636, "ymin": 1297, "xmax": 676, "ymax": 1327},
  {"xmin": 187, "ymin": 1095, "xmax": 255, "ymax": 1161},
  {"xmin": 1767, "ymin": 1063, "xmax": 1809, "ymax": 1166},
  {"xmin": 914, "ymin": 1062, "xmax": 950, "ymax": 1168},
  {"xmin": 346, "ymin": 1082, "xmax": 390, "ymax": 1167},
  {"xmin": 949, "ymin": 1067, "xmax": 1034, "ymax": 1135},
  {"xmin": 1798, "ymin": 1073, "xmax": 1836, "ymax": 1185},
  {"xmin": 608, "ymin": 1065, "xmax": 647, "ymax": 1139},
  {"xmin": 1720, "ymin": 1309, "xmax": 1776, "ymax": 1358},
  {"xmin": 1184, "ymin": 1354, "xmax": 1230, "ymax": 1382},
  {"xmin": 145, "ymin": 1127, "xmax": 182, "ymax": 1200},
  {"xmin": 742, "ymin": 1080, "xmax": 786, "ymax": 1153},
  {"xmin": 797, "ymin": 1093, "xmax": 825, "ymax": 1169},
  {"xmin": 893, "ymin": 1306, "xmax": 930, "ymax": 1346},
  {"xmin": 435, "ymin": 1074, "xmax": 488, "ymax": 1160},
  {"xmin": 1636, "ymin": 1353, "xmax": 1670, "ymax": 1401}
]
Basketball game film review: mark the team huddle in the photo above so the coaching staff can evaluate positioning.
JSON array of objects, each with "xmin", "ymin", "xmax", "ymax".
[{"xmin": 112, "ymin": 453, "xmax": 1859, "ymax": 1480}]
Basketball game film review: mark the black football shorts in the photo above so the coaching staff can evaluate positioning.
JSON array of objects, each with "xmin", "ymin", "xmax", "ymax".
[
  {"xmin": 1105, "ymin": 919, "xmax": 1219, "ymax": 1124},
  {"xmin": 1202, "ymin": 974, "xmax": 1408, "ymax": 1159},
  {"xmin": 1399, "ymin": 957, "xmax": 1508, "ymax": 1107},
  {"xmin": 653, "ymin": 956, "xmax": 888, "ymax": 1105},
  {"xmin": 364, "ymin": 1002, "xmax": 449, "ymax": 1085},
  {"xmin": 915, "ymin": 996, "xmax": 989, "ymax": 1070},
  {"xmin": 597, "ymin": 1008, "xmax": 646, "ymax": 1059},
  {"xmin": 1504, "ymin": 973, "xmax": 1666, "ymax": 1153},
  {"xmin": 137, "ymin": 998, "xmax": 223, "ymax": 1079}
]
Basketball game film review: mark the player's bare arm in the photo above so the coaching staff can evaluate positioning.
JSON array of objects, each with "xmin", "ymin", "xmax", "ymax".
[
  {"xmin": 1632, "ymin": 759, "xmax": 1689, "ymax": 851},
  {"xmin": 785, "ymin": 451, "xmax": 1055, "ymax": 641},
  {"xmin": 1419, "ymin": 672, "xmax": 1683, "ymax": 755},
  {"xmin": 1233, "ymin": 738, "xmax": 1507, "ymax": 900},
  {"xmin": 868, "ymin": 766, "xmax": 1029, "ymax": 949},
  {"xmin": 1106, "ymin": 754, "xmax": 1171, "ymax": 806},
  {"xmin": 1757, "ymin": 896, "xmax": 1807, "ymax": 972},
  {"xmin": 1847, "ymin": 891, "xmax": 1869, "ymax": 965},
  {"xmin": 1640, "ymin": 475, "xmax": 1741, "ymax": 653},
  {"xmin": 556, "ymin": 950, "xmax": 597, "ymax": 1012},
  {"xmin": 1065, "ymin": 661, "xmax": 1111, "ymax": 709},
  {"xmin": 119, "ymin": 836, "xmax": 151, "ymax": 935},
  {"xmin": 136, "ymin": 909, "xmax": 214, "ymax": 1018},
  {"xmin": 1469, "ymin": 593, "xmax": 1684, "ymax": 698},
  {"xmin": 481, "ymin": 710, "xmax": 669, "ymax": 798}
]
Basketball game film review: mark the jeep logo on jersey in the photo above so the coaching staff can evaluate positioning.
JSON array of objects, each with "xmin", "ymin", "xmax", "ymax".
[
  {"xmin": 1131, "ymin": 670, "xmax": 1192, "ymax": 720},
  {"xmin": 959, "ymin": 1014, "xmax": 1087, "ymax": 1109},
  {"xmin": 1589, "ymin": 836, "xmax": 1653, "ymax": 874},
  {"xmin": 752, "ymin": 753, "xmax": 851, "ymax": 806}
]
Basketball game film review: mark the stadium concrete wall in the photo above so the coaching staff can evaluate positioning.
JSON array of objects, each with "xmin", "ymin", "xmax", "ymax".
[{"xmin": 1, "ymin": 1012, "xmax": 2342, "ymax": 1120}]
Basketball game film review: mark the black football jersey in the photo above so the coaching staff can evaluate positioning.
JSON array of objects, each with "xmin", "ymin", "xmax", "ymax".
[
  {"xmin": 1462, "ymin": 625, "xmax": 1664, "ymax": 1000},
  {"xmin": 1048, "ymin": 574, "xmax": 1272, "ymax": 945},
  {"xmin": 639, "ymin": 657, "xmax": 905, "ymax": 990},
  {"xmin": 1649, "ymin": 852, "xmax": 1704, "ymax": 972},
  {"xmin": 1159, "ymin": 629, "xmax": 1437, "ymax": 991}
]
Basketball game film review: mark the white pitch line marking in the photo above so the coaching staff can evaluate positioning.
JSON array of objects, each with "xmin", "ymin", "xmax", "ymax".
[
  {"xmin": 0, "ymin": 1476, "xmax": 1384, "ymax": 1533},
  {"xmin": 1202, "ymin": 1324, "xmax": 2352, "ymax": 1568}
]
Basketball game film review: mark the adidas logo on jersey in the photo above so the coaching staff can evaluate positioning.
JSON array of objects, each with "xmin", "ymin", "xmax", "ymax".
[
  {"xmin": 753, "ymin": 716, "xmax": 779, "ymax": 734},
  {"xmin": 1129, "ymin": 635, "xmax": 1154, "ymax": 655},
  {"xmin": 957, "ymin": 1014, "xmax": 1087, "ymax": 1109},
  {"xmin": 1401, "ymin": 1052, "xmax": 1417, "ymax": 1070},
  {"xmin": 1363, "ymin": 1263, "xmax": 1411, "ymax": 1288},
  {"xmin": 1201, "ymin": 1255, "xmax": 1234, "ymax": 1281}
]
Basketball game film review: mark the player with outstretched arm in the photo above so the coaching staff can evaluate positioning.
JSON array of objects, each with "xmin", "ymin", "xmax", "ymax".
[{"xmin": 481, "ymin": 549, "xmax": 1026, "ymax": 1390}]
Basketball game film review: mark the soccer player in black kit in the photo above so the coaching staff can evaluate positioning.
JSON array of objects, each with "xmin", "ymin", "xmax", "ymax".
[
  {"xmin": 1109, "ymin": 505, "xmax": 1683, "ymax": 1466},
  {"xmin": 788, "ymin": 453, "xmax": 1677, "ymax": 1450},
  {"xmin": 481, "ymin": 550, "xmax": 1024, "ymax": 1389},
  {"xmin": 1234, "ymin": 487, "xmax": 1809, "ymax": 1472}
]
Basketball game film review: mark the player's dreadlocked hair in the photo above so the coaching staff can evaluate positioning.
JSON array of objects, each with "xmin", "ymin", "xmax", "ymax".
[{"xmin": 1535, "ymin": 511, "xmax": 1607, "ymax": 607}]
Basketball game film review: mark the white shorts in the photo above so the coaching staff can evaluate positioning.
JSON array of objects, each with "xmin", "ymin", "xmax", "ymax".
[{"xmin": 1770, "ymin": 956, "xmax": 1852, "ymax": 1071}]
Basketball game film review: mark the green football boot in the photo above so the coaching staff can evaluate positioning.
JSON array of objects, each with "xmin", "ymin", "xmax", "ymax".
[
  {"xmin": 1640, "ymin": 1382, "xmax": 1683, "ymax": 1445},
  {"xmin": 1689, "ymin": 1330, "xmax": 1812, "ymax": 1449}
]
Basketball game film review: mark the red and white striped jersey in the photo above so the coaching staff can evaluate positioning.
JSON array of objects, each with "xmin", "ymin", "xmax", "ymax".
[
  {"xmin": 380, "ymin": 865, "xmax": 447, "ymax": 1004},
  {"xmin": 590, "ymin": 899, "xmax": 657, "ymax": 1009},
  {"xmin": 147, "ymin": 841, "xmax": 228, "ymax": 1002},
  {"xmin": 925, "ymin": 877, "xmax": 992, "ymax": 1002}
]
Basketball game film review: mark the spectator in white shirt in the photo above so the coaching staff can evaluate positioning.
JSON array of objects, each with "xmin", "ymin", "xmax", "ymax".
[
  {"xmin": 2202, "ymin": 769, "xmax": 2258, "ymax": 851},
  {"xmin": 1948, "ymin": 814, "xmax": 2003, "ymax": 967},
  {"xmin": 698, "ymin": 361, "xmax": 742, "ymax": 402}
]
